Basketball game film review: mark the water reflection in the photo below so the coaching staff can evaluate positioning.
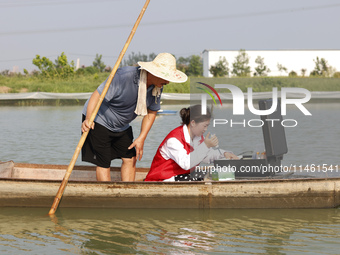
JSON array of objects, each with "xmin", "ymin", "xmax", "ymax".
[{"xmin": 1, "ymin": 208, "xmax": 340, "ymax": 254}]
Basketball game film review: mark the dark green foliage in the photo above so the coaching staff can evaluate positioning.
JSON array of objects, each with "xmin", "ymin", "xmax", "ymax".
[
  {"xmin": 169, "ymin": 55, "xmax": 203, "ymax": 76},
  {"xmin": 32, "ymin": 52, "xmax": 75, "ymax": 79},
  {"xmin": 289, "ymin": 71, "xmax": 298, "ymax": 77},
  {"xmin": 3, "ymin": 52, "xmax": 340, "ymax": 95},
  {"xmin": 76, "ymin": 66, "xmax": 99, "ymax": 75},
  {"xmin": 187, "ymin": 55, "xmax": 203, "ymax": 76},
  {"xmin": 122, "ymin": 52, "xmax": 155, "ymax": 66},
  {"xmin": 93, "ymin": 54, "xmax": 106, "ymax": 72},
  {"xmin": 254, "ymin": 56, "xmax": 270, "ymax": 76},
  {"xmin": 177, "ymin": 56, "xmax": 189, "ymax": 74},
  {"xmin": 277, "ymin": 63, "xmax": 288, "ymax": 75},
  {"xmin": 209, "ymin": 57, "xmax": 229, "ymax": 77},
  {"xmin": 310, "ymin": 57, "xmax": 329, "ymax": 77},
  {"xmin": 232, "ymin": 49, "xmax": 251, "ymax": 77}
]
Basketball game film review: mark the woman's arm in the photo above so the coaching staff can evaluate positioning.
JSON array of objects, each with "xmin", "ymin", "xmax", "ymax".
[
  {"xmin": 201, "ymin": 149, "xmax": 239, "ymax": 163},
  {"xmin": 161, "ymin": 138, "xmax": 210, "ymax": 170}
]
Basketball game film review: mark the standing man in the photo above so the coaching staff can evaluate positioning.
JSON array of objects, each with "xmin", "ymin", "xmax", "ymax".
[{"xmin": 81, "ymin": 53, "xmax": 187, "ymax": 181}]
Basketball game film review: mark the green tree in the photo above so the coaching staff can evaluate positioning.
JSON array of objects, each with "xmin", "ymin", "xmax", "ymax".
[
  {"xmin": 54, "ymin": 52, "xmax": 75, "ymax": 79},
  {"xmin": 122, "ymin": 52, "xmax": 156, "ymax": 66},
  {"xmin": 209, "ymin": 57, "xmax": 229, "ymax": 77},
  {"xmin": 93, "ymin": 54, "xmax": 106, "ymax": 72},
  {"xmin": 176, "ymin": 56, "xmax": 189, "ymax": 74},
  {"xmin": 33, "ymin": 55, "xmax": 56, "ymax": 78},
  {"xmin": 187, "ymin": 55, "xmax": 203, "ymax": 76},
  {"xmin": 0, "ymin": 70, "xmax": 10, "ymax": 76},
  {"xmin": 333, "ymin": 72, "xmax": 340, "ymax": 78},
  {"xmin": 310, "ymin": 57, "xmax": 329, "ymax": 77},
  {"xmin": 33, "ymin": 52, "xmax": 75, "ymax": 79},
  {"xmin": 289, "ymin": 70, "xmax": 298, "ymax": 77},
  {"xmin": 327, "ymin": 66, "xmax": 337, "ymax": 77},
  {"xmin": 232, "ymin": 49, "xmax": 251, "ymax": 77},
  {"xmin": 277, "ymin": 63, "xmax": 288, "ymax": 75},
  {"xmin": 254, "ymin": 56, "xmax": 270, "ymax": 76},
  {"xmin": 310, "ymin": 57, "xmax": 336, "ymax": 77},
  {"xmin": 148, "ymin": 52, "xmax": 157, "ymax": 61},
  {"xmin": 76, "ymin": 66, "xmax": 99, "ymax": 75}
]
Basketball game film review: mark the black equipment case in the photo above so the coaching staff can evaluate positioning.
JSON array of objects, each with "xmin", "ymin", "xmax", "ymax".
[{"xmin": 214, "ymin": 99, "xmax": 288, "ymax": 178}]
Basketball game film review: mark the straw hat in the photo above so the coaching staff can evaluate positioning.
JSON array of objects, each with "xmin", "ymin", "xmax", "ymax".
[{"xmin": 138, "ymin": 53, "xmax": 188, "ymax": 83}]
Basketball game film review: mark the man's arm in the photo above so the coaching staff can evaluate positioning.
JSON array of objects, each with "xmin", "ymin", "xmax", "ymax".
[
  {"xmin": 81, "ymin": 90, "xmax": 100, "ymax": 133},
  {"xmin": 128, "ymin": 109, "xmax": 157, "ymax": 160}
]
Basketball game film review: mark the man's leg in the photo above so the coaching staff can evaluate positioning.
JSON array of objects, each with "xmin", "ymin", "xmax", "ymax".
[
  {"xmin": 121, "ymin": 157, "xmax": 136, "ymax": 181},
  {"xmin": 96, "ymin": 166, "xmax": 111, "ymax": 181}
]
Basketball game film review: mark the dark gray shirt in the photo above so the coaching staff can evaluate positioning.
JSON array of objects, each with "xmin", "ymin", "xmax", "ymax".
[{"xmin": 82, "ymin": 66, "xmax": 162, "ymax": 132}]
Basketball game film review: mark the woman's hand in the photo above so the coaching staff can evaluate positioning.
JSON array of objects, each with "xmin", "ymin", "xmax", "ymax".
[
  {"xmin": 204, "ymin": 132, "xmax": 219, "ymax": 148},
  {"xmin": 81, "ymin": 119, "xmax": 95, "ymax": 133},
  {"xmin": 224, "ymin": 152, "xmax": 239, "ymax": 160}
]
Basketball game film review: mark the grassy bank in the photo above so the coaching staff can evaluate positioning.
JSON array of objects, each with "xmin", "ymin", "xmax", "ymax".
[
  {"xmin": 189, "ymin": 77, "xmax": 340, "ymax": 92},
  {"xmin": 1, "ymin": 74, "xmax": 340, "ymax": 93},
  {"xmin": 0, "ymin": 73, "xmax": 108, "ymax": 93}
]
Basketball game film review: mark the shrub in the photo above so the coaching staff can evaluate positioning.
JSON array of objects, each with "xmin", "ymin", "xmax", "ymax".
[
  {"xmin": 289, "ymin": 71, "xmax": 298, "ymax": 77},
  {"xmin": 333, "ymin": 72, "xmax": 340, "ymax": 78}
]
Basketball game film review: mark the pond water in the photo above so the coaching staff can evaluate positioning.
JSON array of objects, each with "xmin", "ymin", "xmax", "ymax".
[
  {"xmin": 1, "ymin": 207, "xmax": 340, "ymax": 254},
  {"xmin": 1, "ymin": 102, "xmax": 340, "ymax": 254},
  {"xmin": 1, "ymin": 102, "xmax": 339, "ymax": 169}
]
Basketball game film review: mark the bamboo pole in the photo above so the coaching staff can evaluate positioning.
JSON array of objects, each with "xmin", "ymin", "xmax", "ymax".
[{"xmin": 48, "ymin": 0, "xmax": 151, "ymax": 215}]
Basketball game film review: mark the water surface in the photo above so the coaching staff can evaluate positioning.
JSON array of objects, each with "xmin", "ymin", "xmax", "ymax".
[
  {"xmin": 1, "ymin": 102, "xmax": 340, "ymax": 254},
  {"xmin": 1, "ymin": 208, "xmax": 340, "ymax": 254},
  {"xmin": 1, "ymin": 103, "xmax": 339, "ymax": 169}
]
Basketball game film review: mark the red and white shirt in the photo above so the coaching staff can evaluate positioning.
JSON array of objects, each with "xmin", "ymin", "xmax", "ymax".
[{"xmin": 144, "ymin": 125, "xmax": 228, "ymax": 181}]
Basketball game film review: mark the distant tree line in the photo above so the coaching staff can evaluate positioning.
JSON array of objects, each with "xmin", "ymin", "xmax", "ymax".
[
  {"xmin": 0, "ymin": 52, "xmax": 203, "ymax": 79},
  {"xmin": 21, "ymin": 53, "xmax": 112, "ymax": 79},
  {"xmin": 2, "ymin": 50, "xmax": 339, "ymax": 79},
  {"xmin": 120, "ymin": 52, "xmax": 203, "ymax": 76},
  {"xmin": 209, "ymin": 49, "xmax": 340, "ymax": 78}
]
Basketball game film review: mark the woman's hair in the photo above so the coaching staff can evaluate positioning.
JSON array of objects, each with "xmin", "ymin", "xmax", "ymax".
[{"xmin": 180, "ymin": 105, "xmax": 212, "ymax": 125}]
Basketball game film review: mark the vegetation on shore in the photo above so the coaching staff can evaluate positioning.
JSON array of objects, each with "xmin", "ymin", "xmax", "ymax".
[
  {"xmin": 2, "ymin": 71, "xmax": 340, "ymax": 94},
  {"xmin": 189, "ymin": 77, "xmax": 340, "ymax": 92},
  {"xmin": 0, "ymin": 72, "xmax": 108, "ymax": 93},
  {"xmin": 1, "ymin": 51, "xmax": 340, "ymax": 94},
  {"xmin": 2, "ymin": 73, "xmax": 340, "ymax": 93}
]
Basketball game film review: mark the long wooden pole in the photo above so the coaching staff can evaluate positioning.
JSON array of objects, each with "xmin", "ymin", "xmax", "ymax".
[{"xmin": 48, "ymin": 0, "xmax": 151, "ymax": 215}]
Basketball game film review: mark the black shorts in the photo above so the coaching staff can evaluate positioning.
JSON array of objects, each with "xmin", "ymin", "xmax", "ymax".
[{"xmin": 81, "ymin": 115, "xmax": 136, "ymax": 168}]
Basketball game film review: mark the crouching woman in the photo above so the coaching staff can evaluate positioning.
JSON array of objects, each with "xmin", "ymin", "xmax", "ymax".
[{"xmin": 144, "ymin": 105, "xmax": 238, "ymax": 182}]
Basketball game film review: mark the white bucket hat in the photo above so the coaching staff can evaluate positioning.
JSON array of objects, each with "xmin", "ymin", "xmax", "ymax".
[{"xmin": 138, "ymin": 53, "xmax": 188, "ymax": 83}]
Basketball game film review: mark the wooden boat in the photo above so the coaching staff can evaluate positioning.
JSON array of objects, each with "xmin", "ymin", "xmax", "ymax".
[{"xmin": 1, "ymin": 161, "xmax": 340, "ymax": 209}]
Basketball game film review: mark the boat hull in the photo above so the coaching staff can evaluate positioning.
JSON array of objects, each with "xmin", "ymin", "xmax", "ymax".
[{"xmin": 1, "ymin": 161, "xmax": 340, "ymax": 209}]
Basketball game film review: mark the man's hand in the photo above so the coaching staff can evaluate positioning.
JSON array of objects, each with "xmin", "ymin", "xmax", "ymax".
[
  {"xmin": 130, "ymin": 109, "xmax": 157, "ymax": 161},
  {"xmin": 81, "ymin": 119, "xmax": 95, "ymax": 133},
  {"xmin": 128, "ymin": 137, "xmax": 145, "ymax": 161}
]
